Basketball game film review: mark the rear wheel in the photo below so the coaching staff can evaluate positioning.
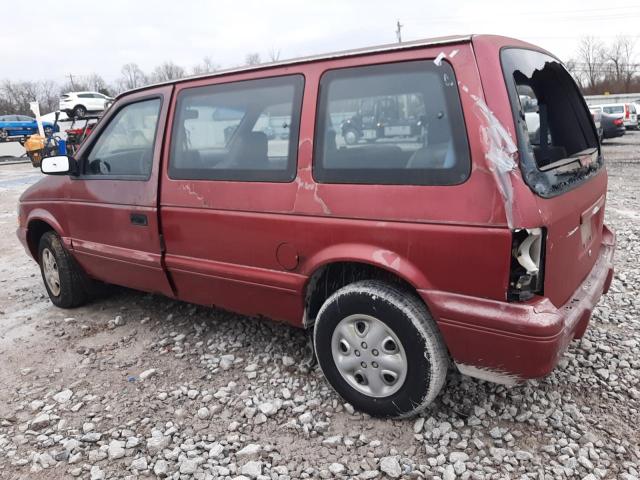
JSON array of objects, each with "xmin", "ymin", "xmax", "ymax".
[
  {"xmin": 0, "ymin": 129, "xmax": 7, "ymax": 141},
  {"xmin": 72, "ymin": 105, "xmax": 87, "ymax": 118},
  {"xmin": 38, "ymin": 231, "xmax": 89, "ymax": 308},
  {"xmin": 314, "ymin": 280, "xmax": 449, "ymax": 417}
]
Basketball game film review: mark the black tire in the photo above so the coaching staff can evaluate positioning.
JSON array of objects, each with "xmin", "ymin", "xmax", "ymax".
[
  {"xmin": 72, "ymin": 105, "xmax": 87, "ymax": 118},
  {"xmin": 343, "ymin": 128, "xmax": 358, "ymax": 145},
  {"xmin": 314, "ymin": 280, "xmax": 449, "ymax": 418},
  {"xmin": 38, "ymin": 231, "xmax": 89, "ymax": 308},
  {"xmin": 0, "ymin": 129, "xmax": 7, "ymax": 141},
  {"xmin": 44, "ymin": 126, "xmax": 53, "ymax": 137}
]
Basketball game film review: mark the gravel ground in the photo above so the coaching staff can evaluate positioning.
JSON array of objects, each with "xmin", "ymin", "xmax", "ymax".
[{"xmin": 0, "ymin": 134, "xmax": 639, "ymax": 480}]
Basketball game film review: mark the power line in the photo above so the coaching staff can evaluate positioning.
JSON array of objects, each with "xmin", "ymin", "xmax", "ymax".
[{"xmin": 403, "ymin": 9, "xmax": 640, "ymax": 24}]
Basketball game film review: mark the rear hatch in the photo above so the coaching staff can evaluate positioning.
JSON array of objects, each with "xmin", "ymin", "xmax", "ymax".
[{"xmin": 501, "ymin": 48, "xmax": 607, "ymax": 307}]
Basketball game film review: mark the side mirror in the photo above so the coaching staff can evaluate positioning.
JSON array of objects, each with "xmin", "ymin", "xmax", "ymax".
[{"xmin": 41, "ymin": 155, "xmax": 73, "ymax": 175}]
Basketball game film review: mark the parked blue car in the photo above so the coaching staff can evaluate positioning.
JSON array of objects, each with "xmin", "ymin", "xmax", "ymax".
[{"xmin": 0, "ymin": 115, "xmax": 59, "ymax": 141}]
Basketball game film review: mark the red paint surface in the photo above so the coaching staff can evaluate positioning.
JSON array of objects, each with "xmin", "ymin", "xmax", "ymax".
[{"xmin": 17, "ymin": 35, "xmax": 615, "ymax": 380}]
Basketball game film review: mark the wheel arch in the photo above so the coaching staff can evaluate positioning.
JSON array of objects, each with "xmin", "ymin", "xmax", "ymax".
[
  {"xmin": 299, "ymin": 244, "xmax": 435, "ymax": 329},
  {"xmin": 25, "ymin": 212, "xmax": 65, "ymax": 260}
]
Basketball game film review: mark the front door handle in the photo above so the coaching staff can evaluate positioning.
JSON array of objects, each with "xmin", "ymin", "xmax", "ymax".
[{"xmin": 130, "ymin": 213, "xmax": 148, "ymax": 226}]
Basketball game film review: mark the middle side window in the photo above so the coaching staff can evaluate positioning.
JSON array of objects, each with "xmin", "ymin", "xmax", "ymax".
[{"xmin": 169, "ymin": 75, "xmax": 304, "ymax": 182}]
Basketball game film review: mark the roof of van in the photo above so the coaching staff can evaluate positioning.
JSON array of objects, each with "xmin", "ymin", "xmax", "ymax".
[{"xmin": 119, "ymin": 34, "xmax": 474, "ymax": 98}]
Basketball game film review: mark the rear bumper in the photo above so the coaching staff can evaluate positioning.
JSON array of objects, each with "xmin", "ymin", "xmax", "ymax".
[{"xmin": 419, "ymin": 225, "xmax": 615, "ymax": 384}]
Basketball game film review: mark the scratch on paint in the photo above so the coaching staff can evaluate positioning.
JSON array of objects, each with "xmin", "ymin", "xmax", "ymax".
[
  {"xmin": 295, "ymin": 177, "xmax": 331, "ymax": 214},
  {"xmin": 567, "ymin": 225, "xmax": 579, "ymax": 237},
  {"xmin": 372, "ymin": 249, "xmax": 401, "ymax": 271},
  {"xmin": 181, "ymin": 183, "xmax": 205, "ymax": 203}
]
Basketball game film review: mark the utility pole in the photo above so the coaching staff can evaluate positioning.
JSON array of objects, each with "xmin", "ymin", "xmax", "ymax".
[
  {"xmin": 67, "ymin": 73, "xmax": 76, "ymax": 90},
  {"xmin": 396, "ymin": 20, "xmax": 403, "ymax": 43}
]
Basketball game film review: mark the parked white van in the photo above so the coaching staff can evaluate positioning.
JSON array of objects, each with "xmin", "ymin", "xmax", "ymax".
[{"xmin": 600, "ymin": 103, "xmax": 638, "ymax": 129}]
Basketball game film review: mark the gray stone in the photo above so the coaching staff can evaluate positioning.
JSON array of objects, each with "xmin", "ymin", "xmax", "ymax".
[
  {"xmin": 52, "ymin": 389, "xmax": 73, "ymax": 404},
  {"xmin": 154, "ymin": 459, "xmax": 169, "ymax": 477},
  {"xmin": 237, "ymin": 443, "xmax": 262, "ymax": 460},
  {"xmin": 449, "ymin": 451, "xmax": 469, "ymax": 463},
  {"xmin": 131, "ymin": 457, "xmax": 148, "ymax": 470},
  {"xmin": 108, "ymin": 439, "xmax": 126, "ymax": 459},
  {"xmin": 31, "ymin": 413, "xmax": 50, "ymax": 430},
  {"xmin": 241, "ymin": 460, "xmax": 263, "ymax": 478},
  {"xmin": 139, "ymin": 368, "xmax": 157, "ymax": 380},
  {"xmin": 379, "ymin": 456, "xmax": 401, "ymax": 479},
  {"xmin": 90, "ymin": 466, "xmax": 105, "ymax": 480},
  {"xmin": 180, "ymin": 458, "xmax": 198, "ymax": 474},
  {"xmin": 146, "ymin": 430, "xmax": 170, "ymax": 454}
]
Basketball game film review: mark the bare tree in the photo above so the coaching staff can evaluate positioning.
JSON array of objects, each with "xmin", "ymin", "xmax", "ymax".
[
  {"xmin": 245, "ymin": 52, "xmax": 261, "ymax": 66},
  {"xmin": 119, "ymin": 63, "xmax": 147, "ymax": 92},
  {"xmin": 564, "ymin": 59, "xmax": 582, "ymax": 88},
  {"xmin": 86, "ymin": 73, "xmax": 110, "ymax": 95},
  {"xmin": 192, "ymin": 56, "xmax": 219, "ymax": 75},
  {"xmin": 0, "ymin": 80, "xmax": 62, "ymax": 115},
  {"xmin": 606, "ymin": 36, "xmax": 636, "ymax": 92},
  {"xmin": 576, "ymin": 36, "xmax": 606, "ymax": 90},
  {"xmin": 151, "ymin": 62, "xmax": 186, "ymax": 83},
  {"xmin": 267, "ymin": 48, "xmax": 281, "ymax": 62},
  {"xmin": 60, "ymin": 77, "xmax": 90, "ymax": 94},
  {"xmin": 38, "ymin": 80, "xmax": 60, "ymax": 113},
  {"xmin": 1, "ymin": 80, "xmax": 39, "ymax": 115}
]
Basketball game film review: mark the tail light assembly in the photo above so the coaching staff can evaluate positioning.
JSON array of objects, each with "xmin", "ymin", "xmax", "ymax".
[
  {"xmin": 625, "ymin": 104, "xmax": 630, "ymax": 119},
  {"xmin": 614, "ymin": 118, "xmax": 623, "ymax": 126},
  {"xmin": 508, "ymin": 228, "xmax": 546, "ymax": 301}
]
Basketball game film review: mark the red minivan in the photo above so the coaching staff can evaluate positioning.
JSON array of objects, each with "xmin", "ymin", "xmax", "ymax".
[{"xmin": 17, "ymin": 35, "xmax": 615, "ymax": 417}]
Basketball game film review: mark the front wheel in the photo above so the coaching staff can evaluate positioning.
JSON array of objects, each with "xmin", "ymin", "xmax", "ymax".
[
  {"xmin": 343, "ymin": 128, "xmax": 358, "ymax": 145},
  {"xmin": 38, "ymin": 231, "xmax": 90, "ymax": 308},
  {"xmin": 314, "ymin": 280, "xmax": 449, "ymax": 418}
]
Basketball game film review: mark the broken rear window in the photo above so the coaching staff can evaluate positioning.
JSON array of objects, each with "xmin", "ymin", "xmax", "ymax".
[{"xmin": 501, "ymin": 48, "xmax": 602, "ymax": 198}]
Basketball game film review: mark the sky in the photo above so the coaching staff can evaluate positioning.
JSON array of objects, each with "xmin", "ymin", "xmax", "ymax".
[{"xmin": 2, "ymin": 0, "xmax": 640, "ymax": 84}]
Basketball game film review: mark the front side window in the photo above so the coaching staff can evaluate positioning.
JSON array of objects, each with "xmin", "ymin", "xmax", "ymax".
[
  {"xmin": 502, "ymin": 48, "xmax": 601, "ymax": 197},
  {"xmin": 169, "ymin": 75, "xmax": 303, "ymax": 182},
  {"xmin": 84, "ymin": 98, "xmax": 161, "ymax": 177},
  {"xmin": 314, "ymin": 60, "xmax": 470, "ymax": 185}
]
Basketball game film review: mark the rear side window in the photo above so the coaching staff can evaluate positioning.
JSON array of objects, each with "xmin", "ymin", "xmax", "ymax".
[
  {"xmin": 501, "ymin": 48, "xmax": 601, "ymax": 197},
  {"xmin": 314, "ymin": 60, "xmax": 470, "ymax": 185},
  {"xmin": 169, "ymin": 75, "xmax": 303, "ymax": 182}
]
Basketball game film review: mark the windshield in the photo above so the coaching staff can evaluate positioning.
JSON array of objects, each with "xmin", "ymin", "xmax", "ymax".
[{"xmin": 501, "ymin": 48, "xmax": 602, "ymax": 197}]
